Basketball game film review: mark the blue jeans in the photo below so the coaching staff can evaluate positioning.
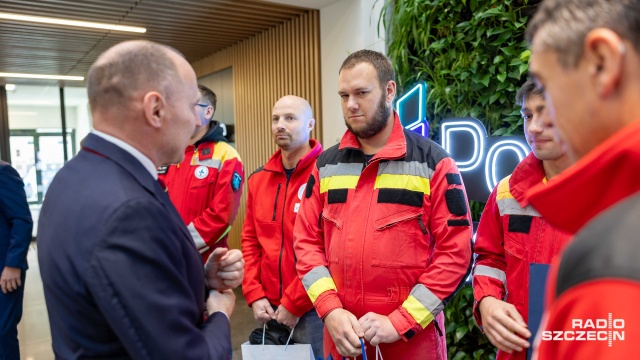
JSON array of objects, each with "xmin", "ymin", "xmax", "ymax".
[{"xmin": 291, "ymin": 309, "xmax": 324, "ymax": 360}]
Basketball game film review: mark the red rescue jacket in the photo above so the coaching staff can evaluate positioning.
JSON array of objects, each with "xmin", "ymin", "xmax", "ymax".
[
  {"xmin": 472, "ymin": 152, "xmax": 572, "ymax": 360},
  {"xmin": 294, "ymin": 114, "xmax": 473, "ymax": 359},
  {"xmin": 241, "ymin": 140, "xmax": 322, "ymax": 317},
  {"xmin": 159, "ymin": 122, "xmax": 244, "ymax": 262},
  {"xmin": 527, "ymin": 120, "xmax": 640, "ymax": 360}
]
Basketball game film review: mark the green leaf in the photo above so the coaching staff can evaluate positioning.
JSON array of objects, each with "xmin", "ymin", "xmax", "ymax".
[
  {"xmin": 520, "ymin": 49, "xmax": 532, "ymax": 62},
  {"xmin": 493, "ymin": 55, "xmax": 503, "ymax": 64},
  {"xmin": 479, "ymin": 74, "xmax": 490, "ymax": 87}
]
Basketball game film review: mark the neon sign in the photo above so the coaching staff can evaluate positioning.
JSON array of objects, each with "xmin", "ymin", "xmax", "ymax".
[{"xmin": 396, "ymin": 84, "xmax": 529, "ymax": 202}]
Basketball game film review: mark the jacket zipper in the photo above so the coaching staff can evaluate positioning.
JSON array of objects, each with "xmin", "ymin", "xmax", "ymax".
[
  {"xmin": 272, "ymin": 183, "xmax": 281, "ymax": 221},
  {"xmin": 417, "ymin": 217, "xmax": 428, "ymax": 235},
  {"xmin": 278, "ymin": 176, "xmax": 290, "ymax": 299}
]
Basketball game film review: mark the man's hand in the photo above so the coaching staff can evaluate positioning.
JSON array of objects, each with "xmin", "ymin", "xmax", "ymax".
[
  {"xmin": 204, "ymin": 248, "xmax": 244, "ymax": 290},
  {"xmin": 0, "ymin": 266, "xmax": 22, "ymax": 294},
  {"xmin": 275, "ymin": 304, "xmax": 300, "ymax": 329},
  {"xmin": 478, "ymin": 296, "xmax": 531, "ymax": 353},
  {"xmin": 324, "ymin": 308, "xmax": 364, "ymax": 357},
  {"xmin": 359, "ymin": 312, "xmax": 401, "ymax": 346},
  {"xmin": 251, "ymin": 298, "xmax": 276, "ymax": 324},
  {"xmin": 206, "ymin": 289, "xmax": 235, "ymax": 319}
]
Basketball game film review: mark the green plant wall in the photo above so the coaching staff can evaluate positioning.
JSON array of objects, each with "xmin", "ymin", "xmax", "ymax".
[{"xmin": 381, "ymin": 1, "xmax": 539, "ymax": 359}]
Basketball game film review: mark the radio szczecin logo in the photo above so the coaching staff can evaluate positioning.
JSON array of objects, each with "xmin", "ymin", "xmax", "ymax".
[{"xmin": 541, "ymin": 313, "xmax": 624, "ymax": 347}]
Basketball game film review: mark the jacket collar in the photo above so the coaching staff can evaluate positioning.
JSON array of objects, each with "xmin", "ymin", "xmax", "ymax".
[
  {"xmin": 81, "ymin": 133, "xmax": 158, "ymax": 196},
  {"xmin": 338, "ymin": 111, "xmax": 407, "ymax": 161},
  {"xmin": 527, "ymin": 120, "xmax": 640, "ymax": 234},
  {"xmin": 81, "ymin": 134, "xmax": 192, "ymax": 241},
  {"xmin": 509, "ymin": 152, "xmax": 546, "ymax": 207},
  {"xmin": 264, "ymin": 138, "xmax": 323, "ymax": 173}
]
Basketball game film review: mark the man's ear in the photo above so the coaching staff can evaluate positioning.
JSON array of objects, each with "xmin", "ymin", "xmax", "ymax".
[
  {"xmin": 206, "ymin": 105, "xmax": 215, "ymax": 121},
  {"xmin": 583, "ymin": 28, "xmax": 626, "ymax": 98},
  {"xmin": 385, "ymin": 80, "xmax": 396, "ymax": 103},
  {"xmin": 142, "ymin": 91, "xmax": 165, "ymax": 128},
  {"xmin": 308, "ymin": 118, "xmax": 316, "ymax": 132}
]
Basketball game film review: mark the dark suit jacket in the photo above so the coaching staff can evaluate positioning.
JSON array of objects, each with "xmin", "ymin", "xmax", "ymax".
[
  {"xmin": 37, "ymin": 134, "xmax": 231, "ymax": 359},
  {"xmin": 0, "ymin": 161, "xmax": 32, "ymax": 271}
]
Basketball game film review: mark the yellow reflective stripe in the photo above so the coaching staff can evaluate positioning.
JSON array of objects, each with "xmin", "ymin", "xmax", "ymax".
[
  {"xmin": 212, "ymin": 142, "xmax": 241, "ymax": 161},
  {"xmin": 307, "ymin": 277, "xmax": 337, "ymax": 303},
  {"xmin": 319, "ymin": 175, "xmax": 359, "ymax": 193},
  {"xmin": 402, "ymin": 295, "xmax": 435, "ymax": 328},
  {"xmin": 374, "ymin": 174, "xmax": 430, "ymax": 194},
  {"xmin": 215, "ymin": 225, "xmax": 232, "ymax": 243},
  {"xmin": 496, "ymin": 175, "xmax": 513, "ymax": 200}
]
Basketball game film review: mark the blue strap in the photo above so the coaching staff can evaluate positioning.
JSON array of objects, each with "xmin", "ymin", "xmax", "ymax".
[{"xmin": 336, "ymin": 338, "xmax": 367, "ymax": 360}]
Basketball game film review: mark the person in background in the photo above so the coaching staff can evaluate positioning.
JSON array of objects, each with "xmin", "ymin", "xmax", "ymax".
[
  {"xmin": 525, "ymin": 0, "xmax": 640, "ymax": 358},
  {"xmin": 294, "ymin": 49, "xmax": 473, "ymax": 359},
  {"xmin": 242, "ymin": 95, "xmax": 324, "ymax": 358},
  {"xmin": 0, "ymin": 161, "xmax": 33, "ymax": 360},
  {"xmin": 159, "ymin": 84, "xmax": 244, "ymax": 262},
  {"xmin": 472, "ymin": 79, "xmax": 572, "ymax": 360},
  {"xmin": 37, "ymin": 40, "xmax": 244, "ymax": 359}
]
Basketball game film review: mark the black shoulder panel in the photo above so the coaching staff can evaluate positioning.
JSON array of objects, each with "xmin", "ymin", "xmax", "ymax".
[
  {"xmin": 403, "ymin": 128, "xmax": 451, "ymax": 171},
  {"xmin": 556, "ymin": 192, "xmax": 640, "ymax": 297}
]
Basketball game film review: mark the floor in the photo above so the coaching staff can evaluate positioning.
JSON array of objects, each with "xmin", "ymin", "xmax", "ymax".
[{"xmin": 17, "ymin": 243, "xmax": 257, "ymax": 360}]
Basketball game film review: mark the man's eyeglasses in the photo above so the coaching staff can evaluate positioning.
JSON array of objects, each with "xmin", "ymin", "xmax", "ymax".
[{"xmin": 195, "ymin": 104, "xmax": 210, "ymax": 109}]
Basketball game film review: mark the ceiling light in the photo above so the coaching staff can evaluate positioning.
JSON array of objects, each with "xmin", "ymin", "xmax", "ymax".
[
  {"xmin": 0, "ymin": 12, "xmax": 146, "ymax": 33},
  {"xmin": 0, "ymin": 73, "xmax": 84, "ymax": 81},
  {"xmin": 5, "ymin": 84, "xmax": 16, "ymax": 91}
]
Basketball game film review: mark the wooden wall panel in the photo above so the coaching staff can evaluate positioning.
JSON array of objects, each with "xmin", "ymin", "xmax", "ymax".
[{"xmin": 192, "ymin": 10, "xmax": 322, "ymax": 250}]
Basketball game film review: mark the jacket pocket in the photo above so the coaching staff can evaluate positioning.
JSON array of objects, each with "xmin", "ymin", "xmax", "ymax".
[
  {"xmin": 503, "ymin": 236, "xmax": 527, "ymax": 306},
  {"xmin": 322, "ymin": 210, "xmax": 343, "ymax": 264},
  {"xmin": 372, "ymin": 209, "xmax": 427, "ymax": 268}
]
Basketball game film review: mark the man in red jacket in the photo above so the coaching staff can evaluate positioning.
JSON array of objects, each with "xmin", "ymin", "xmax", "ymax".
[
  {"xmin": 524, "ymin": 0, "xmax": 640, "ymax": 358},
  {"xmin": 159, "ymin": 85, "xmax": 243, "ymax": 262},
  {"xmin": 472, "ymin": 80, "xmax": 572, "ymax": 360},
  {"xmin": 241, "ymin": 95, "xmax": 323, "ymax": 357},
  {"xmin": 294, "ymin": 50, "xmax": 472, "ymax": 359}
]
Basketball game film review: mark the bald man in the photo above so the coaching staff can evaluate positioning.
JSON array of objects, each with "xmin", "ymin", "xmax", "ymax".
[
  {"xmin": 241, "ymin": 95, "xmax": 324, "ymax": 357},
  {"xmin": 37, "ymin": 40, "xmax": 244, "ymax": 359}
]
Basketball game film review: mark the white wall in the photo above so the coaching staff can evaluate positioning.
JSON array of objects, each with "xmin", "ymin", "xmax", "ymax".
[
  {"xmin": 320, "ymin": 0, "xmax": 386, "ymax": 147},
  {"xmin": 198, "ymin": 67, "xmax": 234, "ymax": 127}
]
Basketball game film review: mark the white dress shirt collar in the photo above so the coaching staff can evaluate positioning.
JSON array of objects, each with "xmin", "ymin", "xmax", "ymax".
[{"xmin": 92, "ymin": 130, "xmax": 158, "ymax": 180}]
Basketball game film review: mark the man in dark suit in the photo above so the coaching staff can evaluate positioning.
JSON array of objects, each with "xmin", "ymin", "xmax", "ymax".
[
  {"xmin": 0, "ymin": 161, "xmax": 33, "ymax": 360},
  {"xmin": 37, "ymin": 40, "xmax": 244, "ymax": 359}
]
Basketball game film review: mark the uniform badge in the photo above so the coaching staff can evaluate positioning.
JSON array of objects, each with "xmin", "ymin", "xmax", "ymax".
[
  {"xmin": 198, "ymin": 147, "xmax": 213, "ymax": 160},
  {"xmin": 232, "ymin": 172, "xmax": 242, "ymax": 192},
  {"xmin": 297, "ymin": 184, "xmax": 306, "ymax": 200},
  {"xmin": 194, "ymin": 166, "xmax": 209, "ymax": 179},
  {"xmin": 157, "ymin": 166, "xmax": 168, "ymax": 175}
]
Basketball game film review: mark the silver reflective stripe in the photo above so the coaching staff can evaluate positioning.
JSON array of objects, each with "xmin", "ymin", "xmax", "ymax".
[
  {"xmin": 377, "ymin": 161, "xmax": 434, "ymax": 179},
  {"xmin": 410, "ymin": 284, "xmax": 443, "ymax": 315},
  {"xmin": 497, "ymin": 198, "xmax": 541, "ymax": 217},
  {"xmin": 194, "ymin": 158, "xmax": 222, "ymax": 169},
  {"xmin": 301, "ymin": 266, "xmax": 332, "ymax": 291},
  {"xmin": 474, "ymin": 265, "xmax": 507, "ymax": 286},
  {"xmin": 187, "ymin": 223, "xmax": 208, "ymax": 250},
  {"xmin": 319, "ymin": 163, "xmax": 363, "ymax": 179}
]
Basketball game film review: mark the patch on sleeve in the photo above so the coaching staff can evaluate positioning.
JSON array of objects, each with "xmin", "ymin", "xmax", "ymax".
[
  {"xmin": 232, "ymin": 171, "xmax": 242, "ymax": 192},
  {"xmin": 306, "ymin": 174, "xmax": 316, "ymax": 198},
  {"xmin": 157, "ymin": 166, "xmax": 168, "ymax": 175},
  {"xmin": 445, "ymin": 189, "xmax": 468, "ymax": 216},
  {"xmin": 508, "ymin": 215, "xmax": 533, "ymax": 234},
  {"xmin": 445, "ymin": 173, "xmax": 462, "ymax": 185},
  {"xmin": 447, "ymin": 219, "xmax": 470, "ymax": 227}
]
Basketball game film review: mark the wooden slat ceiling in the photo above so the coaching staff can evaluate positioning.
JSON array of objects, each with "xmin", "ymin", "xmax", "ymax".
[{"xmin": 0, "ymin": 0, "xmax": 310, "ymax": 81}]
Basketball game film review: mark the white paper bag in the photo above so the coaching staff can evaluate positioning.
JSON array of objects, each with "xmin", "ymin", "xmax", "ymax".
[{"xmin": 241, "ymin": 341, "xmax": 315, "ymax": 360}]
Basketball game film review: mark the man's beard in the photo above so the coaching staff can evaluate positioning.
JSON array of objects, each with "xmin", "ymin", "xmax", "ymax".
[{"xmin": 344, "ymin": 95, "xmax": 391, "ymax": 139}]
